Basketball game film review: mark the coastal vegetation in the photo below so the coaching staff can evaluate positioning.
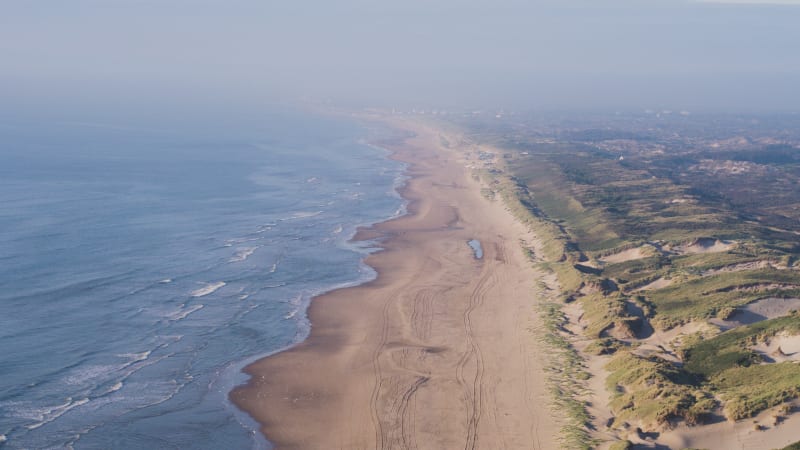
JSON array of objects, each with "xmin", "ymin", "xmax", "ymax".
[
  {"xmin": 477, "ymin": 161, "xmax": 596, "ymax": 448},
  {"xmin": 538, "ymin": 300, "xmax": 597, "ymax": 449},
  {"xmin": 453, "ymin": 112, "xmax": 800, "ymax": 447}
]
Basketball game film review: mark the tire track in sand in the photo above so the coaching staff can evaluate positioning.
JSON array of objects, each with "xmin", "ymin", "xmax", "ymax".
[
  {"xmin": 370, "ymin": 279, "xmax": 436, "ymax": 449},
  {"xmin": 369, "ymin": 285, "xmax": 392, "ymax": 450},
  {"xmin": 459, "ymin": 263, "xmax": 497, "ymax": 450}
]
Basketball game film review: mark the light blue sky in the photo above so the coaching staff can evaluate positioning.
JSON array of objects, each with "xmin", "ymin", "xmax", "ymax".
[{"xmin": 2, "ymin": 0, "xmax": 799, "ymax": 111}]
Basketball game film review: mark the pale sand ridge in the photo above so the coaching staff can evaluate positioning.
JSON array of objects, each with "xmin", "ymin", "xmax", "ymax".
[{"xmin": 231, "ymin": 118, "xmax": 559, "ymax": 450}]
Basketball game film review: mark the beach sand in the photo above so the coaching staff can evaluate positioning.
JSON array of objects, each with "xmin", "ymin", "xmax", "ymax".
[{"xmin": 230, "ymin": 118, "xmax": 559, "ymax": 449}]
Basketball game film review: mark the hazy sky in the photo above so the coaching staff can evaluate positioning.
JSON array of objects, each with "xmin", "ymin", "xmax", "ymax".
[{"xmin": 2, "ymin": 0, "xmax": 799, "ymax": 112}]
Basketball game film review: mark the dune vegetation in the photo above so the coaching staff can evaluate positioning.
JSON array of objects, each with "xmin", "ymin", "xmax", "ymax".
[{"xmin": 452, "ymin": 112, "xmax": 800, "ymax": 446}]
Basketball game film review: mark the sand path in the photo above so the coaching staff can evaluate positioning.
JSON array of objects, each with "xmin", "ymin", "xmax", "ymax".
[{"xmin": 230, "ymin": 119, "xmax": 557, "ymax": 450}]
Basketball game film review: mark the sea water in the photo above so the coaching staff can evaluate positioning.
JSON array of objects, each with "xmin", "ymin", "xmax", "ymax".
[
  {"xmin": 467, "ymin": 239, "xmax": 483, "ymax": 259},
  {"xmin": 0, "ymin": 107, "xmax": 406, "ymax": 449}
]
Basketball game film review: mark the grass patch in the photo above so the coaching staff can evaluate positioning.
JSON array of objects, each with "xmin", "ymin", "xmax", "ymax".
[
  {"xmin": 538, "ymin": 300, "xmax": 597, "ymax": 449},
  {"xmin": 578, "ymin": 292, "xmax": 628, "ymax": 338},
  {"xmin": 684, "ymin": 314, "xmax": 800, "ymax": 376},
  {"xmin": 541, "ymin": 261, "xmax": 584, "ymax": 294},
  {"xmin": 602, "ymin": 256, "xmax": 671, "ymax": 287},
  {"xmin": 671, "ymin": 247, "xmax": 764, "ymax": 272},
  {"xmin": 647, "ymin": 268, "xmax": 800, "ymax": 327},
  {"xmin": 605, "ymin": 352, "xmax": 715, "ymax": 428},
  {"xmin": 713, "ymin": 363, "xmax": 800, "ymax": 420},
  {"xmin": 683, "ymin": 314, "xmax": 800, "ymax": 419}
]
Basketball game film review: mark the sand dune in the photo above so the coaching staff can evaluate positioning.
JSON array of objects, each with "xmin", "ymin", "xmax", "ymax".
[{"xmin": 599, "ymin": 246, "xmax": 649, "ymax": 264}]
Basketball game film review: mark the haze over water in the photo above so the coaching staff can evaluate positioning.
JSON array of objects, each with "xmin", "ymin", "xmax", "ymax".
[
  {"xmin": 0, "ymin": 108, "xmax": 405, "ymax": 448},
  {"xmin": 1, "ymin": 0, "xmax": 798, "ymax": 447},
  {"xmin": 3, "ymin": 0, "xmax": 799, "ymax": 112}
]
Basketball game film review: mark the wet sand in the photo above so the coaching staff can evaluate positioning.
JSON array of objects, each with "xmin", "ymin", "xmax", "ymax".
[{"xmin": 230, "ymin": 118, "xmax": 558, "ymax": 450}]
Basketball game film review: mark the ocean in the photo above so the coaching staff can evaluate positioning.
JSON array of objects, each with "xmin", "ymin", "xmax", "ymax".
[{"xmin": 0, "ymin": 107, "xmax": 406, "ymax": 448}]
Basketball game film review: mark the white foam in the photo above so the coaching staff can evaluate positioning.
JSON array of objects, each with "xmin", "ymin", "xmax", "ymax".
[
  {"xmin": 286, "ymin": 211, "xmax": 322, "ymax": 220},
  {"xmin": 257, "ymin": 223, "xmax": 276, "ymax": 233},
  {"xmin": 65, "ymin": 351, "xmax": 151, "ymax": 386},
  {"xmin": 225, "ymin": 237, "xmax": 260, "ymax": 245},
  {"xmin": 118, "ymin": 379, "xmax": 185, "ymax": 409},
  {"xmin": 121, "ymin": 351, "xmax": 151, "ymax": 363},
  {"xmin": 65, "ymin": 365, "xmax": 122, "ymax": 386},
  {"xmin": 0, "ymin": 434, "xmax": 6, "ymax": 443},
  {"xmin": 37, "ymin": 398, "xmax": 72, "ymax": 417},
  {"xmin": 12, "ymin": 351, "xmax": 174, "ymax": 432},
  {"xmin": 64, "ymin": 425, "xmax": 98, "ymax": 450},
  {"xmin": 190, "ymin": 281, "xmax": 226, "ymax": 297},
  {"xmin": 25, "ymin": 397, "xmax": 90, "ymax": 430},
  {"xmin": 120, "ymin": 354, "xmax": 168, "ymax": 381},
  {"xmin": 332, "ymin": 224, "xmax": 343, "ymax": 234},
  {"xmin": 269, "ymin": 262, "xmax": 278, "ymax": 273},
  {"xmin": 229, "ymin": 246, "xmax": 258, "ymax": 262},
  {"xmin": 105, "ymin": 381, "xmax": 123, "ymax": 394},
  {"xmin": 167, "ymin": 304, "xmax": 204, "ymax": 321},
  {"xmin": 238, "ymin": 294, "xmax": 250, "ymax": 300},
  {"xmin": 159, "ymin": 278, "xmax": 172, "ymax": 284}
]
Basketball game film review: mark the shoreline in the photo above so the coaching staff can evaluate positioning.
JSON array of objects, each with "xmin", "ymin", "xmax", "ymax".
[{"xmin": 230, "ymin": 116, "xmax": 560, "ymax": 449}]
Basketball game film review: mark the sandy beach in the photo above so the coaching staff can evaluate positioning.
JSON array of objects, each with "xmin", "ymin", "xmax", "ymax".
[{"xmin": 230, "ymin": 117, "xmax": 559, "ymax": 449}]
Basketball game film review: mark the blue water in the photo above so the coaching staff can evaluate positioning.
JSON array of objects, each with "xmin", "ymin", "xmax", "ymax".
[
  {"xmin": 0, "ymin": 108, "xmax": 406, "ymax": 448},
  {"xmin": 467, "ymin": 239, "xmax": 483, "ymax": 259}
]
